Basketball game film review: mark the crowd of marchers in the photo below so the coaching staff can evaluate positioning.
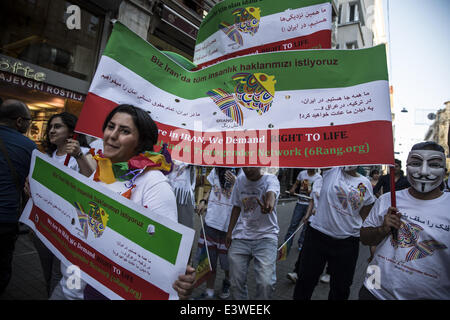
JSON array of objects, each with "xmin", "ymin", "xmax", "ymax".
[{"xmin": 1, "ymin": 98, "xmax": 449, "ymax": 300}]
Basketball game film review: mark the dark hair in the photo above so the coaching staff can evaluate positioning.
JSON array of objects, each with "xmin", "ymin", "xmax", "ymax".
[
  {"xmin": 102, "ymin": 104, "xmax": 158, "ymax": 153},
  {"xmin": 43, "ymin": 112, "xmax": 89, "ymax": 155},
  {"xmin": 370, "ymin": 169, "xmax": 379, "ymax": 177},
  {"xmin": 411, "ymin": 141, "xmax": 445, "ymax": 153},
  {"xmin": 0, "ymin": 99, "xmax": 28, "ymax": 121},
  {"xmin": 394, "ymin": 159, "xmax": 402, "ymax": 167}
]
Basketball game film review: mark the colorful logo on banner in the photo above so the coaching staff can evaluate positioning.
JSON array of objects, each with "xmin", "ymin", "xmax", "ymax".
[
  {"xmin": 207, "ymin": 72, "xmax": 276, "ymax": 126},
  {"xmin": 74, "ymin": 201, "xmax": 109, "ymax": 239},
  {"xmin": 219, "ymin": 7, "xmax": 261, "ymax": 47}
]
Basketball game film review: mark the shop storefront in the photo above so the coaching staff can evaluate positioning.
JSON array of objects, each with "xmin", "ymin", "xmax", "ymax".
[{"xmin": 0, "ymin": 0, "xmax": 108, "ymax": 148}]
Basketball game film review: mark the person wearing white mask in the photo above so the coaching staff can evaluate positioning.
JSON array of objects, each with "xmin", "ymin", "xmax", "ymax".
[
  {"xmin": 293, "ymin": 165, "xmax": 375, "ymax": 300},
  {"xmin": 360, "ymin": 141, "xmax": 450, "ymax": 300}
]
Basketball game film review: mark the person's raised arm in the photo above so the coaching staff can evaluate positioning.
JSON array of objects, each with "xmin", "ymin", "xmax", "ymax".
[
  {"xmin": 301, "ymin": 199, "xmax": 315, "ymax": 224},
  {"xmin": 258, "ymin": 191, "xmax": 277, "ymax": 214},
  {"xmin": 289, "ymin": 180, "xmax": 299, "ymax": 194},
  {"xmin": 359, "ymin": 203, "xmax": 374, "ymax": 221},
  {"xmin": 65, "ymin": 138, "xmax": 97, "ymax": 177},
  {"xmin": 360, "ymin": 207, "xmax": 401, "ymax": 246}
]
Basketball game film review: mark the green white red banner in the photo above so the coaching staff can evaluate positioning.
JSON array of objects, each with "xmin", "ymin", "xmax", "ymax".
[
  {"xmin": 76, "ymin": 22, "xmax": 395, "ymax": 168},
  {"xmin": 20, "ymin": 151, "xmax": 195, "ymax": 300},
  {"xmin": 194, "ymin": 0, "xmax": 332, "ymax": 68}
]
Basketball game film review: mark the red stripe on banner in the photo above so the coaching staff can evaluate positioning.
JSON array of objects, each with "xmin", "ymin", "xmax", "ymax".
[
  {"xmin": 195, "ymin": 29, "xmax": 331, "ymax": 69},
  {"xmin": 154, "ymin": 121, "xmax": 395, "ymax": 167},
  {"xmin": 76, "ymin": 93, "xmax": 394, "ymax": 167},
  {"xmin": 75, "ymin": 92, "xmax": 118, "ymax": 138},
  {"xmin": 28, "ymin": 204, "xmax": 169, "ymax": 300}
]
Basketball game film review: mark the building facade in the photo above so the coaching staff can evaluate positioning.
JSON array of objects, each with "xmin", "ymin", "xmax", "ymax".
[
  {"xmin": 424, "ymin": 101, "xmax": 450, "ymax": 170},
  {"xmin": 0, "ymin": 0, "xmax": 119, "ymax": 148},
  {"xmin": 335, "ymin": 0, "xmax": 374, "ymax": 49},
  {"xmin": 0, "ymin": 0, "xmax": 218, "ymax": 149}
]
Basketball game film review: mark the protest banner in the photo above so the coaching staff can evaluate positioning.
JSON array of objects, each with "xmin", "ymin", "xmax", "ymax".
[
  {"xmin": 20, "ymin": 150, "xmax": 195, "ymax": 300},
  {"xmin": 76, "ymin": 22, "xmax": 394, "ymax": 168},
  {"xmin": 194, "ymin": 0, "xmax": 332, "ymax": 68}
]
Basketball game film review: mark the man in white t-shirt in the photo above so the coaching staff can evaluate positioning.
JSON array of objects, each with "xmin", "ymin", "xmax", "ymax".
[
  {"xmin": 284, "ymin": 169, "xmax": 322, "ymax": 255},
  {"xmin": 226, "ymin": 167, "xmax": 280, "ymax": 300},
  {"xmin": 287, "ymin": 173, "xmax": 326, "ymax": 284},
  {"xmin": 194, "ymin": 167, "xmax": 239, "ymax": 300},
  {"xmin": 293, "ymin": 166, "xmax": 375, "ymax": 300},
  {"xmin": 360, "ymin": 141, "xmax": 450, "ymax": 300}
]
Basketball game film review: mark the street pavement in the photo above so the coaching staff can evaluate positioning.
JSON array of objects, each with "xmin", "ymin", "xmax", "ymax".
[{"xmin": 0, "ymin": 197, "xmax": 370, "ymax": 300}]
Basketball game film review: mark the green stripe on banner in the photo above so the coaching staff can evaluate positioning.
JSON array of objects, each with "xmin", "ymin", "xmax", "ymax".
[
  {"xmin": 32, "ymin": 157, "xmax": 181, "ymax": 265},
  {"xmin": 196, "ymin": 0, "xmax": 331, "ymax": 43},
  {"xmin": 103, "ymin": 23, "xmax": 388, "ymax": 99}
]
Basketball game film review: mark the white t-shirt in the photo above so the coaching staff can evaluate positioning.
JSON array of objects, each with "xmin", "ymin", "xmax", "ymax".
[
  {"xmin": 311, "ymin": 167, "xmax": 375, "ymax": 239},
  {"xmin": 204, "ymin": 168, "xmax": 235, "ymax": 232},
  {"xmin": 362, "ymin": 189, "xmax": 450, "ymax": 300},
  {"xmin": 59, "ymin": 169, "xmax": 177, "ymax": 300},
  {"xmin": 230, "ymin": 173, "xmax": 280, "ymax": 241},
  {"xmin": 308, "ymin": 177, "xmax": 323, "ymax": 224},
  {"xmin": 52, "ymin": 147, "xmax": 90, "ymax": 172},
  {"xmin": 295, "ymin": 171, "xmax": 322, "ymax": 204},
  {"xmin": 89, "ymin": 138, "xmax": 104, "ymax": 153},
  {"xmin": 167, "ymin": 161, "xmax": 196, "ymax": 205},
  {"xmin": 95, "ymin": 170, "xmax": 178, "ymax": 221}
]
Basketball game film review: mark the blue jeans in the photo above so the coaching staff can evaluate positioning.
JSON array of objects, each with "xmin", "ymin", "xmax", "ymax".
[
  {"xmin": 284, "ymin": 202, "xmax": 308, "ymax": 254},
  {"xmin": 228, "ymin": 238, "xmax": 277, "ymax": 300}
]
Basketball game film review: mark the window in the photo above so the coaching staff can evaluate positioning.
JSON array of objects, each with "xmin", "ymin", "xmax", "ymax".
[
  {"xmin": 338, "ymin": 4, "xmax": 342, "ymax": 24},
  {"xmin": 348, "ymin": 2, "xmax": 359, "ymax": 22},
  {"xmin": 0, "ymin": 0, "xmax": 103, "ymax": 82}
]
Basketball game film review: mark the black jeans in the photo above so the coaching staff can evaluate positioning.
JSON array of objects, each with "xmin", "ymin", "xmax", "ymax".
[
  {"xmin": 293, "ymin": 226, "xmax": 360, "ymax": 300},
  {"xmin": 0, "ymin": 223, "xmax": 19, "ymax": 295}
]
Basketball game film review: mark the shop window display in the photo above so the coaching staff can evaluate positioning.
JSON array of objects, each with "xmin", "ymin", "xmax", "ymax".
[{"xmin": 0, "ymin": 0, "xmax": 103, "ymax": 82}]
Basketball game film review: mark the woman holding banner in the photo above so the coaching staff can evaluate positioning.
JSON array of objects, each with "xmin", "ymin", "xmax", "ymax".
[
  {"xmin": 76, "ymin": 104, "xmax": 194, "ymax": 300},
  {"xmin": 33, "ymin": 112, "xmax": 96, "ymax": 298}
]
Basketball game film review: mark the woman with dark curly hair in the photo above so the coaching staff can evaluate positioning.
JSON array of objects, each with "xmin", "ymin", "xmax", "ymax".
[
  {"xmin": 43, "ymin": 112, "xmax": 96, "ymax": 176},
  {"xmin": 33, "ymin": 112, "xmax": 97, "ymax": 298}
]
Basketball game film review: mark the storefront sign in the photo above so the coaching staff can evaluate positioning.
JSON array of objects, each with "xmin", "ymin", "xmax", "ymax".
[
  {"xmin": 0, "ymin": 57, "xmax": 46, "ymax": 81},
  {"xmin": 0, "ymin": 54, "xmax": 90, "ymax": 94},
  {"xmin": 0, "ymin": 71, "xmax": 85, "ymax": 101}
]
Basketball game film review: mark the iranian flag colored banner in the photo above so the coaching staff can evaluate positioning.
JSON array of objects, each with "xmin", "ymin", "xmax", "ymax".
[
  {"xmin": 20, "ymin": 151, "xmax": 195, "ymax": 300},
  {"xmin": 194, "ymin": 0, "xmax": 332, "ymax": 68},
  {"xmin": 76, "ymin": 22, "xmax": 395, "ymax": 168}
]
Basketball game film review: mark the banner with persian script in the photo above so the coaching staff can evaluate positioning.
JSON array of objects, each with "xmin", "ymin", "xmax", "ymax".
[
  {"xmin": 20, "ymin": 150, "xmax": 194, "ymax": 300},
  {"xmin": 75, "ymin": 22, "xmax": 394, "ymax": 168},
  {"xmin": 193, "ymin": 0, "xmax": 332, "ymax": 68}
]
